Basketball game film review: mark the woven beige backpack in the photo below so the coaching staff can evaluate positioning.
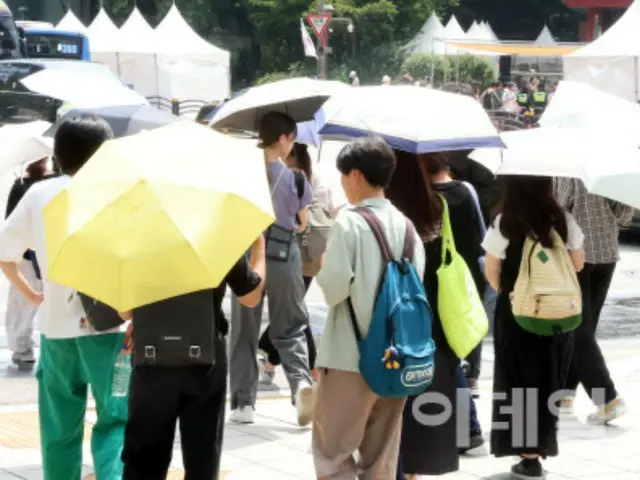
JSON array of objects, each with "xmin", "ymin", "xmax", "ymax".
[{"xmin": 511, "ymin": 230, "xmax": 582, "ymax": 336}]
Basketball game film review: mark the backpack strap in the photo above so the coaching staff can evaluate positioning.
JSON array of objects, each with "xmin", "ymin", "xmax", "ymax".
[
  {"xmin": 402, "ymin": 218, "xmax": 416, "ymax": 261},
  {"xmin": 354, "ymin": 207, "xmax": 393, "ymax": 263},
  {"xmin": 347, "ymin": 208, "xmax": 415, "ymax": 344}
]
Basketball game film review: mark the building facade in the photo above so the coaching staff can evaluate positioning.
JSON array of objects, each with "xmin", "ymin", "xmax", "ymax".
[
  {"xmin": 4, "ymin": 0, "xmax": 93, "ymax": 25},
  {"xmin": 563, "ymin": 0, "xmax": 631, "ymax": 41}
]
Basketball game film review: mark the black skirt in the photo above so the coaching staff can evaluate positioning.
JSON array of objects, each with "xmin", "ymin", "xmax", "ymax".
[{"xmin": 490, "ymin": 240, "xmax": 574, "ymax": 458}]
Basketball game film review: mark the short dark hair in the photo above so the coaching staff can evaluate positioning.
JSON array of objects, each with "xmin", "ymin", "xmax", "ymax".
[
  {"xmin": 53, "ymin": 114, "xmax": 113, "ymax": 175},
  {"xmin": 257, "ymin": 111, "xmax": 297, "ymax": 149},
  {"xmin": 336, "ymin": 136, "xmax": 396, "ymax": 188}
]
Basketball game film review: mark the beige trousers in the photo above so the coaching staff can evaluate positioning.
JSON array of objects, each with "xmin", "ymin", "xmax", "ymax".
[{"xmin": 312, "ymin": 368, "xmax": 406, "ymax": 480}]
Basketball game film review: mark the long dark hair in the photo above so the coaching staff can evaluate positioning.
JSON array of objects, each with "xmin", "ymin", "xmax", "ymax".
[
  {"xmin": 497, "ymin": 176, "xmax": 567, "ymax": 248},
  {"xmin": 290, "ymin": 143, "xmax": 312, "ymax": 181},
  {"xmin": 386, "ymin": 150, "xmax": 443, "ymax": 239}
]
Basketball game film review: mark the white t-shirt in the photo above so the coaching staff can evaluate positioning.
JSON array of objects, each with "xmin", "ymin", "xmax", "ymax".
[
  {"xmin": 0, "ymin": 175, "xmax": 121, "ymax": 339},
  {"xmin": 482, "ymin": 212, "xmax": 584, "ymax": 260}
]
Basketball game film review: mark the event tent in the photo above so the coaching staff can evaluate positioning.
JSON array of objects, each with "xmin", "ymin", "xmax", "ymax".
[
  {"xmin": 563, "ymin": 0, "xmax": 640, "ymax": 102},
  {"xmin": 56, "ymin": 10, "xmax": 87, "ymax": 33},
  {"xmin": 405, "ymin": 12, "xmax": 445, "ymax": 53},
  {"xmin": 535, "ymin": 25, "xmax": 556, "ymax": 46},
  {"xmin": 444, "ymin": 15, "xmax": 466, "ymax": 41},
  {"xmin": 153, "ymin": 4, "xmax": 231, "ymax": 100},
  {"xmin": 482, "ymin": 22, "xmax": 499, "ymax": 42}
]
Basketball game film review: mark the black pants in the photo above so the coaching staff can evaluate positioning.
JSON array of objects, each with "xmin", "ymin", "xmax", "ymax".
[
  {"xmin": 465, "ymin": 343, "xmax": 482, "ymax": 381},
  {"xmin": 122, "ymin": 339, "xmax": 227, "ymax": 479},
  {"xmin": 258, "ymin": 276, "xmax": 317, "ymax": 370},
  {"xmin": 566, "ymin": 262, "xmax": 618, "ymax": 404}
]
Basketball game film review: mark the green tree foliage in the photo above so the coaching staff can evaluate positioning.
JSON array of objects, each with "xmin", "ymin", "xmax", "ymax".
[{"xmin": 402, "ymin": 53, "xmax": 495, "ymax": 87}]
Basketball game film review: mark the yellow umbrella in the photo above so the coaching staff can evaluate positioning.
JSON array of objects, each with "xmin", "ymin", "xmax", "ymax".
[{"xmin": 43, "ymin": 121, "xmax": 274, "ymax": 311}]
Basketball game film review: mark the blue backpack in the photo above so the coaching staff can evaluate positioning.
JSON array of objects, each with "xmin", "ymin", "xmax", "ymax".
[{"xmin": 347, "ymin": 207, "xmax": 436, "ymax": 398}]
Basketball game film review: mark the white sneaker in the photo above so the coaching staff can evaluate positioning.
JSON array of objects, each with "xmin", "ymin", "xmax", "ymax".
[
  {"xmin": 230, "ymin": 406, "xmax": 255, "ymax": 424},
  {"xmin": 295, "ymin": 382, "xmax": 314, "ymax": 427},
  {"xmin": 587, "ymin": 397, "xmax": 627, "ymax": 425}
]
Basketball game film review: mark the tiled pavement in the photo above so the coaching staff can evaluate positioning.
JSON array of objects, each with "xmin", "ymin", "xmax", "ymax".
[{"xmin": 0, "ymin": 338, "xmax": 639, "ymax": 479}]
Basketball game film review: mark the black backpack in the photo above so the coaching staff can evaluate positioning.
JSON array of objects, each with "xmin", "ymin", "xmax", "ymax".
[{"xmin": 132, "ymin": 289, "xmax": 218, "ymax": 367}]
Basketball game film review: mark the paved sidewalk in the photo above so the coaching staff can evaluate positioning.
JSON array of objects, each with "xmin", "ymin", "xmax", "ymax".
[{"xmin": 0, "ymin": 338, "xmax": 638, "ymax": 479}]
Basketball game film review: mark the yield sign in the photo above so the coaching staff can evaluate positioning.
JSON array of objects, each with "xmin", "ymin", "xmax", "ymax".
[{"xmin": 306, "ymin": 13, "xmax": 332, "ymax": 43}]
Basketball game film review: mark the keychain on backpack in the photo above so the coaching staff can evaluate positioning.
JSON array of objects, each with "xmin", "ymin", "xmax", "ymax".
[{"xmin": 382, "ymin": 346, "xmax": 400, "ymax": 370}]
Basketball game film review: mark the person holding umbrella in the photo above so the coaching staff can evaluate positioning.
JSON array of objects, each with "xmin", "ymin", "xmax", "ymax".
[
  {"xmin": 0, "ymin": 116, "xmax": 128, "ymax": 479},
  {"xmin": 229, "ymin": 112, "xmax": 315, "ymax": 426}
]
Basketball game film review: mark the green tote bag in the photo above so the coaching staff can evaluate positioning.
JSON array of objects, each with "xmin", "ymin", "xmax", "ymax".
[{"xmin": 437, "ymin": 197, "xmax": 489, "ymax": 359}]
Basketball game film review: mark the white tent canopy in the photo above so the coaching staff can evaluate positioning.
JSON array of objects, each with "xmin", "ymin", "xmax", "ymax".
[
  {"xmin": 88, "ymin": 8, "xmax": 119, "ymax": 52},
  {"xmin": 563, "ymin": 0, "xmax": 640, "ymax": 102},
  {"xmin": 466, "ymin": 21, "xmax": 496, "ymax": 42},
  {"xmin": 118, "ymin": 7, "xmax": 157, "ymax": 53},
  {"xmin": 155, "ymin": 4, "xmax": 229, "ymax": 65},
  {"xmin": 56, "ymin": 10, "xmax": 87, "ymax": 33},
  {"xmin": 482, "ymin": 21, "xmax": 499, "ymax": 42},
  {"xmin": 444, "ymin": 15, "xmax": 466, "ymax": 41},
  {"xmin": 86, "ymin": 5, "xmax": 231, "ymax": 103},
  {"xmin": 535, "ymin": 25, "xmax": 556, "ymax": 46},
  {"xmin": 405, "ymin": 12, "xmax": 445, "ymax": 53}
]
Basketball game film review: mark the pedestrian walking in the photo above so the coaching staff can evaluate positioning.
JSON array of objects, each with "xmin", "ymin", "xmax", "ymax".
[
  {"xmin": 258, "ymin": 142, "xmax": 334, "ymax": 384},
  {"xmin": 120, "ymin": 236, "xmax": 266, "ymax": 479},
  {"xmin": 312, "ymin": 137, "xmax": 427, "ymax": 479},
  {"xmin": 0, "ymin": 115, "xmax": 128, "ymax": 479},
  {"xmin": 483, "ymin": 176, "xmax": 584, "ymax": 479},
  {"xmin": 229, "ymin": 112, "xmax": 315, "ymax": 426},
  {"xmin": 4, "ymin": 157, "xmax": 57, "ymax": 367},
  {"xmin": 555, "ymin": 178, "xmax": 631, "ymax": 423},
  {"xmin": 386, "ymin": 151, "xmax": 465, "ymax": 477}
]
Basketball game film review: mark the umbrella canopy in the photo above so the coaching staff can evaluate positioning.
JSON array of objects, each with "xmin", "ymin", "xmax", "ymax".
[
  {"xmin": 43, "ymin": 122, "xmax": 275, "ymax": 311},
  {"xmin": 468, "ymin": 127, "xmax": 640, "ymax": 179},
  {"xmin": 318, "ymin": 86, "xmax": 503, "ymax": 154},
  {"xmin": 540, "ymin": 81, "xmax": 640, "ymax": 145},
  {"xmin": 18, "ymin": 67, "xmax": 148, "ymax": 109},
  {"xmin": 0, "ymin": 121, "xmax": 53, "ymax": 175},
  {"xmin": 45, "ymin": 105, "xmax": 179, "ymax": 139},
  {"xmin": 208, "ymin": 77, "xmax": 348, "ymax": 131}
]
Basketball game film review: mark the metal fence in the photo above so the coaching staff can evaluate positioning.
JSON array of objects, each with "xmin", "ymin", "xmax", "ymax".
[{"xmin": 146, "ymin": 96, "xmax": 216, "ymax": 118}]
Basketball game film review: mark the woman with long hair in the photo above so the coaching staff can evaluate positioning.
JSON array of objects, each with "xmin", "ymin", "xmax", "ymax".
[
  {"xmin": 482, "ymin": 176, "xmax": 584, "ymax": 479},
  {"xmin": 4, "ymin": 157, "xmax": 57, "ymax": 367},
  {"xmin": 258, "ymin": 142, "xmax": 330, "ymax": 384},
  {"xmin": 385, "ymin": 151, "xmax": 462, "ymax": 478},
  {"xmin": 229, "ymin": 112, "xmax": 315, "ymax": 427}
]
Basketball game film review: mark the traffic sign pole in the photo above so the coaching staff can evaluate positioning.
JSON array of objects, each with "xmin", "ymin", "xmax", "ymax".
[{"xmin": 306, "ymin": 6, "xmax": 332, "ymax": 79}]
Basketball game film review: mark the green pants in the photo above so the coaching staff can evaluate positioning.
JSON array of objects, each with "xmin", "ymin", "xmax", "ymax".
[{"xmin": 36, "ymin": 333, "xmax": 128, "ymax": 480}]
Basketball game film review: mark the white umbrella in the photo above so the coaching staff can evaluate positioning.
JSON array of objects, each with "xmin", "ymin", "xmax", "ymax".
[
  {"xmin": 318, "ymin": 86, "xmax": 503, "ymax": 154},
  {"xmin": 468, "ymin": 127, "xmax": 640, "ymax": 210},
  {"xmin": 0, "ymin": 121, "xmax": 53, "ymax": 175},
  {"xmin": 208, "ymin": 77, "xmax": 348, "ymax": 131},
  {"xmin": 540, "ymin": 81, "xmax": 640, "ymax": 145},
  {"xmin": 18, "ymin": 68, "xmax": 148, "ymax": 109}
]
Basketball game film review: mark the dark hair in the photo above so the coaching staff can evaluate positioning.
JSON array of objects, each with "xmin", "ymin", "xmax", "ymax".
[
  {"xmin": 336, "ymin": 136, "xmax": 396, "ymax": 189},
  {"xmin": 53, "ymin": 114, "xmax": 113, "ymax": 175},
  {"xmin": 386, "ymin": 150, "xmax": 443, "ymax": 239},
  {"xmin": 491, "ymin": 82, "xmax": 501, "ymax": 88},
  {"xmin": 195, "ymin": 103, "xmax": 219, "ymax": 124},
  {"xmin": 257, "ymin": 111, "xmax": 297, "ymax": 149},
  {"xmin": 25, "ymin": 157, "xmax": 49, "ymax": 180},
  {"xmin": 290, "ymin": 142, "xmax": 312, "ymax": 181},
  {"xmin": 424, "ymin": 153, "xmax": 449, "ymax": 176},
  {"xmin": 497, "ymin": 176, "xmax": 567, "ymax": 248}
]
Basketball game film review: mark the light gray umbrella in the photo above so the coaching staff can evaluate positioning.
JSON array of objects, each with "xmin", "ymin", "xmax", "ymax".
[{"xmin": 209, "ymin": 77, "xmax": 348, "ymax": 131}]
